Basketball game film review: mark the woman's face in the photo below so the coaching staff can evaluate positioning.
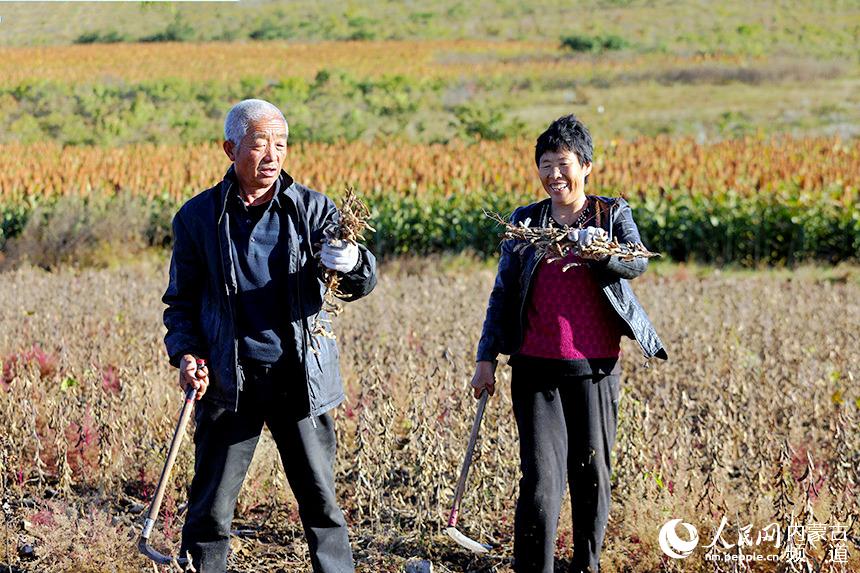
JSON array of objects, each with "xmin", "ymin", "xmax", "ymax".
[{"xmin": 537, "ymin": 148, "xmax": 592, "ymax": 207}]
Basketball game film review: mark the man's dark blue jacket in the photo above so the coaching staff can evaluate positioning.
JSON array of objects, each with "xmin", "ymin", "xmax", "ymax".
[{"xmin": 163, "ymin": 166, "xmax": 377, "ymax": 415}]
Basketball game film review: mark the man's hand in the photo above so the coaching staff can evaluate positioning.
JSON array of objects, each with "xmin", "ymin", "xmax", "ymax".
[
  {"xmin": 320, "ymin": 239, "xmax": 360, "ymax": 273},
  {"xmin": 470, "ymin": 360, "xmax": 497, "ymax": 399},
  {"xmin": 179, "ymin": 354, "xmax": 209, "ymax": 401}
]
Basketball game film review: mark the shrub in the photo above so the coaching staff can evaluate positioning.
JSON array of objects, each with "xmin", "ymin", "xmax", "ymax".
[
  {"xmin": 451, "ymin": 103, "xmax": 526, "ymax": 141},
  {"xmin": 0, "ymin": 202, "xmax": 31, "ymax": 251},
  {"xmin": 74, "ymin": 30, "xmax": 128, "ymax": 44},
  {"xmin": 140, "ymin": 14, "xmax": 195, "ymax": 43},
  {"xmin": 561, "ymin": 33, "xmax": 629, "ymax": 53},
  {"xmin": 0, "ymin": 74, "xmax": 446, "ymax": 146},
  {"xmin": 3, "ymin": 194, "xmax": 151, "ymax": 270},
  {"xmin": 1, "ymin": 184, "xmax": 856, "ymax": 267},
  {"xmin": 249, "ymin": 24, "xmax": 295, "ymax": 41},
  {"xmin": 345, "ymin": 15, "xmax": 378, "ymax": 41}
]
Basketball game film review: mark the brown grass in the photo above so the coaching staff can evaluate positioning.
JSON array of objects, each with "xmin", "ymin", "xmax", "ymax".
[{"xmin": 0, "ymin": 258, "xmax": 858, "ymax": 572}]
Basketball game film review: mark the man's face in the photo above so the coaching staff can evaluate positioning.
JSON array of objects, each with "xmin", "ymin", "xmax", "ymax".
[
  {"xmin": 537, "ymin": 148, "xmax": 592, "ymax": 206},
  {"xmin": 223, "ymin": 116, "xmax": 288, "ymax": 192}
]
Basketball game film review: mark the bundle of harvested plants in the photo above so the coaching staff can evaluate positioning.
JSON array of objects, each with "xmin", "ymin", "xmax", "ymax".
[
  {"xmin": 311, "ymin": 188, "xmax": 375, "ymax": 343},
  {"xmin": 485, "ymin": 210, "xmax": 659, "ymax": 271}
]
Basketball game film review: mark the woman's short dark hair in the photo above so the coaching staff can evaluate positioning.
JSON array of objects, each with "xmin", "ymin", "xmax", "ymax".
[{"xmin": 534, "ymin": 114, "xmax": 594, "ymax": 176}]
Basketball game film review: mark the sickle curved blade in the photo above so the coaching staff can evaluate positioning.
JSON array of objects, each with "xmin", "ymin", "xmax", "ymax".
[
  {"xmin": 445, "ymin": 527, "xmax": 491, "ymax": 554},
  {"xmin": 138, "ymin": 536, "xmax": 190, "ymax": 567}
]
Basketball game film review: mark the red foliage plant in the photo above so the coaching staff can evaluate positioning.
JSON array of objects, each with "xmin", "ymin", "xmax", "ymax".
[
  {"xmin": 101, "ymin": 364, "xmax": 121, "ymax": 394},
  {"xmin": 1, "ymin": 344, "xmax": 59, "ymax": 389}
]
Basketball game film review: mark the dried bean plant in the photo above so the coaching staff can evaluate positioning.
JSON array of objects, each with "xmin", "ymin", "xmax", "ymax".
[
  {"xmin": 310, "ymin": 188, "xmax": 375, "ymax": 344},
  {"xmin": 1, "ymin": 259, "xmax": 858, "ymax": 572},
  {"xmin": 485, "ymin": 210, "xmax": 659, "ymax": 270}
]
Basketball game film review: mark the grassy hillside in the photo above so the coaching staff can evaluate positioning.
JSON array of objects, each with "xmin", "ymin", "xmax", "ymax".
[
  {"xmin": 1, "ymin": 1, "xmax": 858, "ymax": 145},
  {"xmin": 1, "ymin": 0, "xmax": 858, "ymax": 59},
  {"xmin": 1, "ymin": 41, "xmax": 858, "ymax": 145}
]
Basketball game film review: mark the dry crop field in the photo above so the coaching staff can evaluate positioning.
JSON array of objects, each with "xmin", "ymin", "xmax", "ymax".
[{"xmin": 0, "ymin": 258, "xmax": 858, "ymax": 572}]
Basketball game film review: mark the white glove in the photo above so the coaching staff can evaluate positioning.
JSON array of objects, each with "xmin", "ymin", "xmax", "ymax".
[
  {"xmin": 567, "ymin": 226, "xmax": 608, "ymax": 249},
  {"xmin": 320, "ymin": 239, "xmax": 360, "ymax": 273}
]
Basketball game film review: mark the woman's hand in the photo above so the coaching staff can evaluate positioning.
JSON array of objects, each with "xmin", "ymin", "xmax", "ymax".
[
  {"xmin": 569, "ymin": 226, "xmax": 609, "ymax": 261},
  {"xmin": 470, "ymin": 360, "xmax": 497, "ymax": 399},
  {"xmin": 568, "ymin": 226, "xmax": 607, "ymax": 248}
]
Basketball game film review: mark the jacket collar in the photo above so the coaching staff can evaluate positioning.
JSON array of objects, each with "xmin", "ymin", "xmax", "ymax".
[
  {"xmin": 218, "ymin": 165, "xmax": 297, "ymax": 222},
  {"xmin": 533, "ymin": 195, "xmax": 619, "ymax": 227},
  {"xmin": 530, "ymin": 195, "xmax": 622, "ymax": 240}
]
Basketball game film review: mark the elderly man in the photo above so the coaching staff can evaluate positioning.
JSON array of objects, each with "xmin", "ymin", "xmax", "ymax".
[{"xmin": 162, "ymin": 99, "xmax": 376, "ymax": 573}]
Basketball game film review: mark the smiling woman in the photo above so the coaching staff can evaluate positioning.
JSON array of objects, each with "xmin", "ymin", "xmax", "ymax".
[{"xmin": 472, "ymin": 113, "xmax": 667, "ymax": 573}]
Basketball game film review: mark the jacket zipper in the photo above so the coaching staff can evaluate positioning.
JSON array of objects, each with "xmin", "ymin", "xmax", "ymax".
[
  {"xmin": 217, "ymin": 181, "xmax": 243, "ymax": 405},
  {"xmin": 288, "ymin": 194, "xmax": 318, "ymax": 428}
]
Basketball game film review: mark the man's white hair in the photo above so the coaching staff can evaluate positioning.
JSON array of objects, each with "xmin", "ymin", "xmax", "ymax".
[{"xmin": 224, "ymin": 99, "xmax": 288, "ymax": 147}]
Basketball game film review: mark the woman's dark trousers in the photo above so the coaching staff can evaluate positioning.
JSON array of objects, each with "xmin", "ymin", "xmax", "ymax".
[
  {"xmin": 179, "ymin": 367, "xmax": 354, "ymax": 573},
  {"xmin": 511, "ymin": 366, "xmax": 621, "ymax": 573}
]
